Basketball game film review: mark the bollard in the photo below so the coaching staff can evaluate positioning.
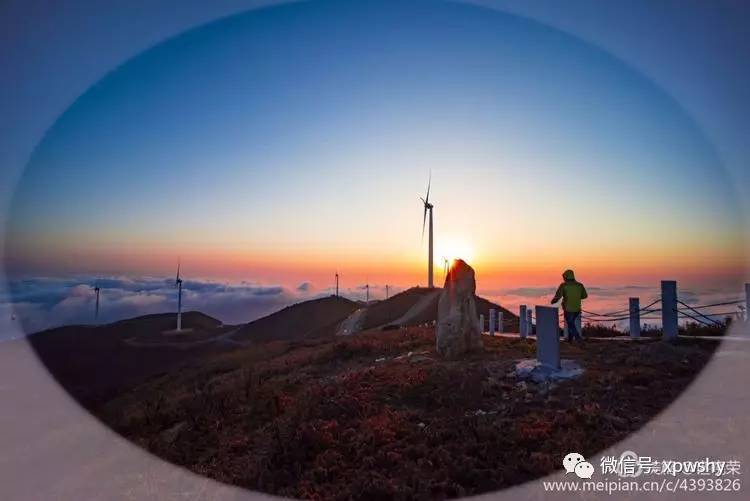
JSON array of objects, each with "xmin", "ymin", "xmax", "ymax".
[
  {"xmin": 498, "ymin": 311, "xmax": 504, "ymax": 334},
  {"xmin": 489, "ymin": 308, "xmax": 496, "ymax": 336},
  {"xmin": 527, "ymin": 310, "xmax": 533, "ymax": 335},
  {"xmin": 629, "ymin": 297, "xmax": 641, "ymax": 338},
  {"xmin": 536, "ymin": 306, "xmax": 561, "ymax": 370},
  {"xmin": 520, "ymin": 305, "xmax": 527, "ymax": 337},
  {"xmin": 479, "ymin": 314, "xmax": 484, "ymax": 333},
  {"xmin": 661, "ymin": 280, "xmax": 678, "ymax": 340}
]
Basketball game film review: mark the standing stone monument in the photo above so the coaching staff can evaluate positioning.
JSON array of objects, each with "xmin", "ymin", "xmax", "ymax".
[
  {"xmin": 515, "ymin": 305, "xmax": 583, "ymax": 382},
  {"xmin": 436, "ymin": 259, "xmax": 483, "ymax": 358},
  {"xmin": 535, "ymin": 306, "xmax": 560, "ymax": 369}
]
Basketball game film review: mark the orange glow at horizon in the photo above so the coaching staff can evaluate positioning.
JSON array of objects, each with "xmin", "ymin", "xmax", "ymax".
[{"xmin": 7, "ymin": 230, "xmax": 746, "ymax": 292}]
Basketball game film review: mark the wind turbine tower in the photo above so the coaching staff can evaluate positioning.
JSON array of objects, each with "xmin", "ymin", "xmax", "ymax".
[
  {"xmin": 386, "ymin": 284, "xmax": 389, "ymax": 299},
  {"xmin": 365, "ymin": 282, "xmax": 369, "ymax": 304},
  {"xmin": 175, "ymin": 262, "xmax": 183, "ymax": 331},
  {"xmin": 335, "ymin": 272, "xmax": 339, "ymax": 297},
  {"xmin": 93, "ymin": 284, "xmax": 100, "ymax": 322},
  {"xmin": 420, "ymin": 173, "xmax": 434, "ymax": 288}
]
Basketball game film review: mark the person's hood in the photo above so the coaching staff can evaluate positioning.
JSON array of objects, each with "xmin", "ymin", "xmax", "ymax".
[{"xmin": 562, "ymin": 269, "xmax": 575, "ymax": 281}]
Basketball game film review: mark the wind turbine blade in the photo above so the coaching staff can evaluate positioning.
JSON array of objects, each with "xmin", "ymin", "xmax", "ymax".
[
  {"xmin": 425, "ymin": 170, "xmax": 431, "ymax": 204},
  {"xmin": 421, "ymin": 205, "xmax": 427, "ymax": 240}
]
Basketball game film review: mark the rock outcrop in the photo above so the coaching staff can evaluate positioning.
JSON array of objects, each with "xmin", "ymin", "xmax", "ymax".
[{"xmin": 436, "ymin": 259, "xmax": 483, "ymax": 358}]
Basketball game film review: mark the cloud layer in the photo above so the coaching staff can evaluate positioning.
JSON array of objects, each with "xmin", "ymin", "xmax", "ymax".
[
  {"xmin": 0, "ymin": 276, "xmax": 404, "ymax": 340},
  {"xmin": 1, "ymin": 276, "xmax": 743, "ymax": 340},
  {"xmin": 0, "ymin": 277, "xmax": 315, "ymax": 338}
]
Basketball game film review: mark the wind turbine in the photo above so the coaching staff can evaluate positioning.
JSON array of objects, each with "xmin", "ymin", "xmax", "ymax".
[
  {"xmin": 335, "ymin": 271, "xmax": 339, "ymax": 297},
  {"xmin": 365, "ymin": 279, "xmax": 369, "ymax": 304},
  {"xmin": 442, "ymin": 257, "xmax": 450, "ymax": 281},
  {"xmin": 385, "ymin": 284, "xmax": 389, "ymax": 299},
  {"xmin": 420, "ymin": 172, "xmax": 434, "ymax": 288},
  {"xmin": 93, "ymin": 282, "xmax": 100, "ymax": 323},
  {"xmin": 175, "ymin": 261, "xmax": 183, "ymax": 331}
]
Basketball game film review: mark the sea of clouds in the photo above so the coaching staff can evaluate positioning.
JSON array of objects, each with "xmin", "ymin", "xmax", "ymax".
[
  {"xmin": 0, "ymin": 276, "xmax": 744, "ymax": 341},
  {"xmin": 0, "ymin": 276, "xmax": 397, "ymax": 341}
]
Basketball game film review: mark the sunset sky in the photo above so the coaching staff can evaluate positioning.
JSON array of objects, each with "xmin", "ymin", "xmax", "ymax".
[{"xmin": 5, "ymin": 0, "xmax": 745, "ymax": 301}]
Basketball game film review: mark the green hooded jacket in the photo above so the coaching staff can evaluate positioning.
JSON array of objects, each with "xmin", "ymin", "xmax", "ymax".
[{"xmin": 552, "ymin": 269, "xmax": 588, "ymax": 312}]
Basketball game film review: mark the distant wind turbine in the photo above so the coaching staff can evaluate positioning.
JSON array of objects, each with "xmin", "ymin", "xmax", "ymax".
[
  {"xmin": 420, "ymin": 172, "xmax": 434, "ymax": 288},
  {"xmin": 442, "ymin": 257, "xmax": 449, "ymax": 281},
  {"xmin": 335, "ymin": 271, "xmax": 339, "ymax": 297},
  {"xmin": 365, "ymin": 281, "xmax": 369, "ymax": 304},
  {"xmin": 93, "ymin": 282, "xmax": 100, "ymax": 323},
  {"xmin": 385, "ymin": 284, "xmax": 389, "ymax": 299},
  {"xmin": 175, "ymin": 261, "xmax": 183, "ymax": 331}
]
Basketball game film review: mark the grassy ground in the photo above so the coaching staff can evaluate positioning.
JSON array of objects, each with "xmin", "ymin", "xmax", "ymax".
[{"xmin": 98, "ymin": 326, "xmax": 720, "ymax": 499}]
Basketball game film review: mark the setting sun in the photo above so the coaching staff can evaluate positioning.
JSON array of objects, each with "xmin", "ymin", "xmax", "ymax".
[{"xmin": 435, "ymin": 236, "xmax": 476, "ymax": 267}]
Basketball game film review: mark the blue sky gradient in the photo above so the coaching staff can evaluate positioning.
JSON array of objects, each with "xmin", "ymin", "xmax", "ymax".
[{"xmin": 5, "ymin": 0, "xmax": 744, "ymax": 290}]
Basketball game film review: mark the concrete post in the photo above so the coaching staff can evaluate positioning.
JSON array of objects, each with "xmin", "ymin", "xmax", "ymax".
[
  {"xmin": 489, "ymin": 308, "xmax": 496, "ymax": 336},
  {"xmin": 629, "ymin": 297, "xmax": 641, "ymax": 338},
  {"xmin": 536, "ymin": 306, "xmax": 561, "ymax": 370},
  {"xmin": 520, "ymin": 305, "xmax": 527, "ymax": 337},
  {"xmin": 479, "ymin": 314, "xmax": 484, "ymax": 333},
  {"xmin": 498, "ymin": 311, "xmax": 504, "ymax": 334},
  {"xmin": 527, "ymin": 310, "xmax": 533, "ymax": 335},
  {"xmin": 661, "ymin": 280, "xmax": 678, "ymax": 340}
]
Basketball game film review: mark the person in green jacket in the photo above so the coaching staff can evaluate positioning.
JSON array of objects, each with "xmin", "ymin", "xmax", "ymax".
[{"xmin": 551, "ymin": 269, "xmax": 588, "ymax": 342}]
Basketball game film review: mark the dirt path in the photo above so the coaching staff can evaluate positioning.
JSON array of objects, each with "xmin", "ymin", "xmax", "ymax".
[
  {"xmin": 387, "ymin": 288, "xmax": 442, "ymax": 326},
  {"xmin": 336, "ymin": 307, "xmax": 368, "ymax": 336}
]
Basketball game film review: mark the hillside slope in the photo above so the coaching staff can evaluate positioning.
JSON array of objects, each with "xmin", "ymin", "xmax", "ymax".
[
  {"xmin": 98, "ymin": 326, "xmax": 718, "ymax": 499},
  {"xmin": 232, "ymin": 295, "xmax": 359, "ymax": 343},
  {"xmin": 359, "ymin": 287, "xmax": 519, "ymax": 331},
  {"xmin": 29, "ymin": 311, "xmax": 232, "ymax": 406}
]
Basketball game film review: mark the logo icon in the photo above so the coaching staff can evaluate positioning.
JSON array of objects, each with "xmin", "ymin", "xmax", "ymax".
[
  {"xmin": 563, "ymin": 452, "xmax": 594, "ymax": 479},
  {"xmin": 563, "ymin": 452, "xmax": 585, "ymax": 474},
  {"xmin": 575, "ymin": 461, "xmax": 595, "ymax": 479}
]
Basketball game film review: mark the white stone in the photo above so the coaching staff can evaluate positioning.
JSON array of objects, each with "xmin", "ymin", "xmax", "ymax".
[{"xmin": 515, "ymin": 358, "xmax": 584, "ymax": 383}]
